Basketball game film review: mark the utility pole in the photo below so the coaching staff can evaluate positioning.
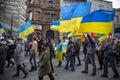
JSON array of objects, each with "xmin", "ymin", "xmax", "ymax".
[{"xmin": 11, "ymin": 13, "xmax": 13, "ymax": 36}]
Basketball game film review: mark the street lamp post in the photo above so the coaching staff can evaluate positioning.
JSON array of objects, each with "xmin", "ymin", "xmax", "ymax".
[{"xmin": 11, "ymin": 13, "xmax": 13, "ymax": 36}]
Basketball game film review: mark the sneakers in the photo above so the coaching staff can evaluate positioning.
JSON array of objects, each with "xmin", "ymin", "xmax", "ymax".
[{"xmin": 81, "ymin": 71, "xmax": 88, "ymax": 74}]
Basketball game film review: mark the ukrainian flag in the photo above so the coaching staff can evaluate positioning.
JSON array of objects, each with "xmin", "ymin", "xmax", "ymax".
[
  {"xmin": 0, "ymin": 24, "xmax": 4, "ymax": 34},
  {"xmin": 97, "ymin": 34, "xmax": 108, "ymax": 41},
  {"xmin": 79, "ymin": 10, "xmax": 115, "ymax": 34},
  {"xmin": 18, "ymin": 21, "xmax": 34, "ymax": 38},
  {"xmin": 50, "ymin": 20, "xmax": 60, "ymax": 31},
  {"xmin": 59, "ymin": 2, "xmax": 91, "ymax": 32},
  {"xmin": 67, "ymin": 31, "xmax": 83, "ymax": 38}
]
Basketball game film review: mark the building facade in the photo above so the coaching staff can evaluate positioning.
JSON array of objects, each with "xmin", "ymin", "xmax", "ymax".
[
  {"xmin": 0, "ymin": 0, "xmax": 27, "ymax": 37},
  {"xmin": 27, "ymin": 0, "xmax": 60, "ymax": 41},
  {"xmin": 114, "ymin": 9, "xmax": 120, "ymax": 34}
]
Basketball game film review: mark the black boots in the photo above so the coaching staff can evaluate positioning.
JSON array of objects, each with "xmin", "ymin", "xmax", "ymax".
[
  {"xmin": 58, "ymin": 61, "xmax": 62, "ymax": 67},
  {"xmin": 12, "ymin": 72, "xmax": 19, "ymax": 77},
  {"xmin": 29, "ymin": 66, "xmax": 37, "ymax": 72},
  {"xmin": 23, "ymin": 72, "xmax": 28, "ymax": 78}
]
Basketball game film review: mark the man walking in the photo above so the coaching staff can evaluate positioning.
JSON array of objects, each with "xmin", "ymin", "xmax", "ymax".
[{"xmin": 82, "ymin": 34, "xmax": 96, "ymax": 76}]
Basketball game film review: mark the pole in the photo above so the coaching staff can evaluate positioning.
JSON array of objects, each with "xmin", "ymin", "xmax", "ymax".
[{"xmin": 11, "ymin": 14, "xmax": 13, "ymax": 36}]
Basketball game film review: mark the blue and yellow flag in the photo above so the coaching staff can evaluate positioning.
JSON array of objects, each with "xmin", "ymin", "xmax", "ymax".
[
  {"xmin": 67, "ymin": 31, "xmax": 83, "ymax": 38},
  {"xmin": 0, "ymin": 24, "xmax": 4, "ymax": 34},
  {"xmin": 97, "ymin": 34, "xmax": 108, "ymax": 41},
  {"xmin": 60, "ymin": 2, "xmax": 91, "ymax": 32},
  {"xmin": 79, "ymin": 10, "xmax": 115, "ymax": 34},
  {"xmin": 50, "ymin": 20, "xmax": 60, "ymax": 31},
  {"xmin": 18, "ymin": 21, "xmax": 34, "ymax": 38}
]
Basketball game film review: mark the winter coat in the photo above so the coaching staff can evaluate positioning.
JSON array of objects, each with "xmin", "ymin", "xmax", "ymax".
[
  {"xmin": 14, "ymin": 41, "xmax": 25, "ymax": 65},
  {"xmin": 73, "ymin": 41, "xmax": 80, "ymax": 54},
  {"xmin": 38, "ymin": 47, "xmax": 51, "ymax": 76},
  {"xmin": 0, "ymin": 45, "xmax": 8, "ymax": 65},
  {"xmin": 86, "ymin": 35, "xmax": 96, "ymax": 55},
  {"xmin": 47, "ymin": 41, "xmax": 54, "ymax": 58},
  {"xmin": 6, "ymin": 44, "xmax": 14, "ymax": 59},
  {"xmin": 31, "ymin": 41, "xmax": 37, "ymax": 54},
  {"xmin": 66, "ymin": 42, "xmax": 74, "ymax": 61}
]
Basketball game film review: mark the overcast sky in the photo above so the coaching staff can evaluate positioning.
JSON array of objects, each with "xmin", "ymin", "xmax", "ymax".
[{"xmin": 105, "ymin": 0, "xmax": 120, "ymax": 8}]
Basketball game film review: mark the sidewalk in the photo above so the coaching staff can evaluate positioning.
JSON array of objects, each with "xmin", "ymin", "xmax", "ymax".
[{"xmin": 0, "ymin": 53, "xmax": 120, "ymax": 80}]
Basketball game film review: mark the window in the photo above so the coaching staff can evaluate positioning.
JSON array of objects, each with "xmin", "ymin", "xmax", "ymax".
[
  {"xmin": 45, "ymin": 13, "xmax": 50, "ymax": 22},
  {"xmin": 36, "ymin": 11, "xmax": 40, "ymax": 20},
  {"xmin": 99, "ymin": 4, "xmax": 105, "ymax": 9},
  {"xmin": 29, "ymin": 11, "xmax": 32, "ymax": 20},
  {"xmin": 36, "ymin": 0, "xmax": 40, "ymax": 5},
  {"xmin": 114, "ymin": 16, "xmax": 119, "ymax": 23},
  {"xmin": 51, "ymin": 14, "xmax": 56, "ymax": 22},
  {"xmin": 49, "ymin": 1, "xmax": 53, "ymax": 8},
  {"xmin": 29, "ymin": 0, "xmax": 34, "ymax": 4}
]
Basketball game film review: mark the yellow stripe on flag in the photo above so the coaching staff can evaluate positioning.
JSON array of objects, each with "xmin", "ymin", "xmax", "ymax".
[
  {"xmin": 50, "ymin": 26, "xmax": 60, "ymax": 31},
  {"xmin": 0, "ymin": 28, "xmax": 4, "ymax": 34},
  {"xmin": 59, "ymin": 17, "xmax": 82, "ymax": 32},
  {"xmin": 19, "ymin": 26, "xmax": 34, "ymax": 38},
  {"xmin": 79, "ymin": 22, "xmax": 113, "ymax": 34}
]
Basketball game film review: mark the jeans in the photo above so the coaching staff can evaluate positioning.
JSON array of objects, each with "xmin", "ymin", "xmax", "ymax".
[
  {"xmin": 76, "ymin": 52, "xmax": 81, "ymax": 65},
  {"xmin": 29, "ymin": 54, "xmax": 37, "ymax": 67},
  {"xmin": 17, "ymin": 65, "xmax": 27, "ymax": 74},
  {"xmin": 103, "ymin": 56, "xmax": 119, "ymax": 76},
  {"xmin": 65, "ymin": 58, "xmax": 75, "ymax": 71},
  {"xmin": 85, "ymin": 54, "xmax": 96, "ymax": 74}
]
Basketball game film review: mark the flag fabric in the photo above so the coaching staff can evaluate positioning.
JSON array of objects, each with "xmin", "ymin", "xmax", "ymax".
[
  {"xmin": 97, "ymin": 34, "xmax": 108, "ymax": 41},
  {"xmin": 50, "ymin": 20, "xmax": 60, "ymax": 31},
  {"xmin": 59, "ymin": 2, "xmax": 91, "ymax": 32},
  {"xmin": 0, "ymin": 24, "xmax": 4, "ymax": 34},
  {"xmin": 67, "ymin": 31, "xmax": 83, "ymax": 38},
  {"xmin": 18, "ymin": 21, "xmax": 34, "ymax": 38},
  {"xmin": 78, "ymin": 10, "xmax": 115, "ymax": 34}
]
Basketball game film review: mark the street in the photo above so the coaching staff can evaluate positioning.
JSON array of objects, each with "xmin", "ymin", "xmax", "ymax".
[{"xmin": 0, "ymin": 53, "xmax": 120, "ymax": 80}]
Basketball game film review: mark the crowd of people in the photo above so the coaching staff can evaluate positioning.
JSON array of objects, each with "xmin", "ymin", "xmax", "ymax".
[{"xmin": 0, "ymin": 34, "xmax": 120, "ymax": 80}]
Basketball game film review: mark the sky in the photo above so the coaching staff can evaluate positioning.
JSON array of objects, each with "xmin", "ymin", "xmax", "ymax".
[{"xmin": 105, "ymin": 0, "xmax": 120, "ymax": 8}]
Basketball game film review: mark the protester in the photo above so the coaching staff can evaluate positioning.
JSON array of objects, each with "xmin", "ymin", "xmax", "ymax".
[
  {"xmin": 0, "ymin": 40, "xmax": 8, "ymax": 74},
  {"xmin": 64, "ymin": 40, "xmax": 75, "ymax": 71},
  {"xmin": 13, "ymin": 38, "xmax": 28, "ymax": 78},
  {"xmin": 46, "ymin": 38, "xmax": 55, "ymax": 73},
  {"xmin": 38, "ymin": 42, "xmax": 55, "ymax": 80},
  {"xmin": 38, "ymin": 35, "xmax": 44, "ymax": 56},
  {"xmin": 29, "ymin": 37, "xmax": 38, "ymax": 72},
  {"xmin": 101, "ymin": 38, "xmax": 119, "ymax": 78},
  {"xmin": 6, "ymin": 40, "xmax": 14, "ymax": 67},
  {"xmin": 73, "ymin": 38, "xmax": 81, "ymax": 66},
  {"xmin": 82, "ymin": 38, "xmax": 87, "ymax": 61},
  {"xmin": 82, "ymin": 34, "xmax": 96, "ymax": 76},
  {"xmin": 55, "ymin": 39, "xmax": 63, "ymax": 67}
]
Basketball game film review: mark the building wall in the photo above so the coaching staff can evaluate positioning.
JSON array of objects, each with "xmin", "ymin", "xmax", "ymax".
[
  {"xmin": 27, "ymin": 0, "xmax": 60, "ymax": 41},
  {"xmin": 114, "ymin": 9, "xmax": 120, "ymax": 33},
  {"xmin": 90, "ymin": 0, "xmax": 112, "ymax": 12},
  {"xmin": 0, "ymin": 0, "xmax": 27, "ymax": 36}
]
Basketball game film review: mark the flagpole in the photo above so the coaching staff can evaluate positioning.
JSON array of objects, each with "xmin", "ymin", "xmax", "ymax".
[{"xmin": 11, "ymin": 13, "xmax": 13, "ymax": 36}]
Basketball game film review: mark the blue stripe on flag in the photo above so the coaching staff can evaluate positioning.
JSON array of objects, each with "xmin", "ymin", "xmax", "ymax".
[{"xmin": 18, "ymin": 21, "xmax": 32, "ymax": 33}]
